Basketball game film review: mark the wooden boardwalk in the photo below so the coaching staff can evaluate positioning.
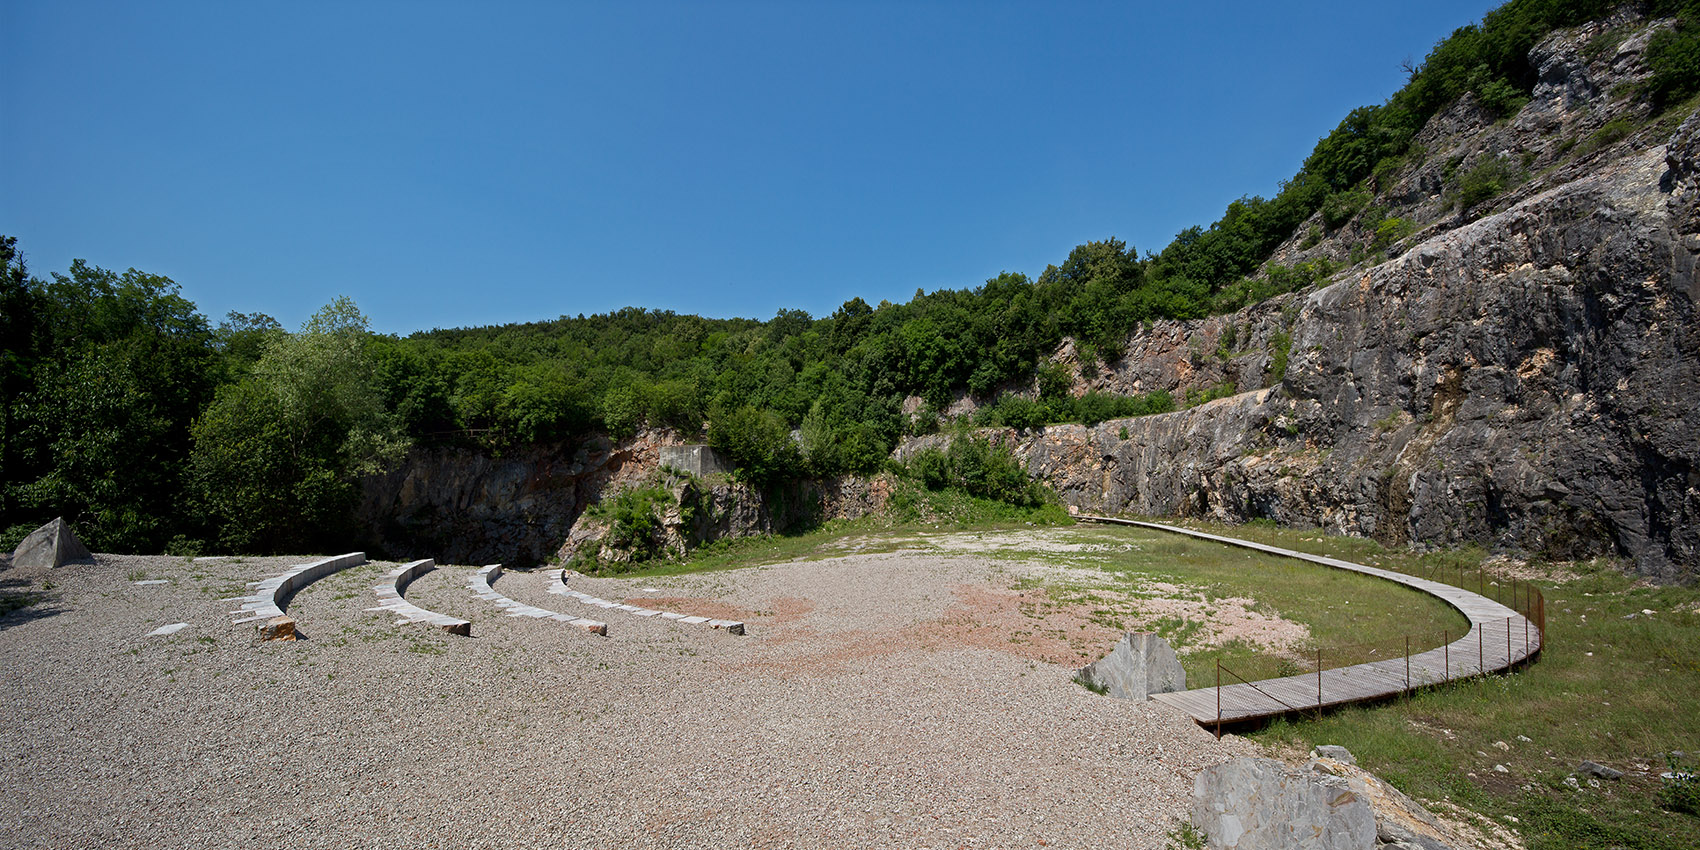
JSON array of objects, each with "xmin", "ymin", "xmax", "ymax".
[{"xmin": 1075, "ymin": 516, "xmax": 1543, "ymax": 729}]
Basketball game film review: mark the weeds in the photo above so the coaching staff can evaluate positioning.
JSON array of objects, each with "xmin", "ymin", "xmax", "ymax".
[
  {"xmin": 1164, "ymin": 821, "xmax": 1209, "ymax": 850},
  {"xmin": 1663, "ymin": 753, "xmax": 1700, "ymax": 816},
  {"xmin": 1072, "ymin": 671, "xmax": 1109, "ymax": 695},
  {"xmin": 0, "ymin": 589, "xmax": 51, "ymax": 617}
]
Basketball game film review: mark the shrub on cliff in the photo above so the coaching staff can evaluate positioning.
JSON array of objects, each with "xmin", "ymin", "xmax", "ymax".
[
  {"xmin": 605, "ymin": 485, "xmax": 672, "ymax": 563},
  {"xmin": 904, "ymin": 436, "xmax": 1044, "ymax": 508},
  {"xmin": 708, "ymin": 404, "xmax": 804, "ymax": 487}
]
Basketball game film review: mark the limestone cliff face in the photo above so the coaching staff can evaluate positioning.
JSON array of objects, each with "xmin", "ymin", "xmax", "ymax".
[
  {"xmin": 556, "ymin": 474, "xmax": 890, "ymax": 565},
  {"xmin": 358, "ymin": 427, "xmax": 890, "ymax": 567},
  {"xmin": 355, "ymin": 428, "xmax": 686, "ymax": 566},
  {"xmin": 931, "ymin": 135, "xmax": 1698, "ymax": 580}
]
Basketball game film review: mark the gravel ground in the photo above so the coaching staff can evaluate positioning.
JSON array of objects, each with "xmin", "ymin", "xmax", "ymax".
[{"xmin": 0, "ymin": 549, "xmax": 1256, "ymax": 849}]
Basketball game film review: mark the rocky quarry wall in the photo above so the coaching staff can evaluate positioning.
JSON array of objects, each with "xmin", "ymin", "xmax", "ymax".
[
  {"xmin": 910, "ymin": 119, "xmax": 1698, "ymax": 581},
  {"xmin": 356, "ymin": 428, "xmax": 889, "ymax": 567}
]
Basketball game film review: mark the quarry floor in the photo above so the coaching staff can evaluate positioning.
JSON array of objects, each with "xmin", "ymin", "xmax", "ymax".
[{"xmin": 0, "ymin": 547, "xmax": 1255, "ymax": 850}]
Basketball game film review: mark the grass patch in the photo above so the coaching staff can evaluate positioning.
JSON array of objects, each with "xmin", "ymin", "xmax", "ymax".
[
  {"xmin": 1047, "ymin": 523, "xmax": 1470, "ymax": 684},
  {"xmin": 1179, "ymin": 524, "xmax": 1700, "ymax": 850},
  {"xmin": 1072, "ymin": 671, "xmax": 1110, "ymax": 695}
]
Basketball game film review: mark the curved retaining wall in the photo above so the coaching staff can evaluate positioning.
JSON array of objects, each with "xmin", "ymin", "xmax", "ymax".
[
  {"xmin": 468, "ymin": 564, "xmax": 607, "ymax": 635},
  {"xmin": 368, "ymin": 559, "xmax": 473, "ymax": 636},
  {"xmin": 231, "ymin": 552, "xmax": 367, "ymax": 631},
  {"xmin": 547, "ymin": 569, "xmax": 745, "ymax": 635},
  {"xmin": 1078, "ymin": 516, "xmax": 1542, "ymax": 727}
]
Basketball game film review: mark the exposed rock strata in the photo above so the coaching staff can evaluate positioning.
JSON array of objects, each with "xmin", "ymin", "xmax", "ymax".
[
  {"xmin": 355, "ymin": 430, "xmax": 677, "ymax": 566},
  {"xmin": 906, "ymin": 135, "xmax": 1698, "ymax": 580},
  {"xmin": 359, "ymin": 427, "xmax": 889, "ymax": 567},
  {"xmin": 558, "ymin": 474, "xmax": 890, "ymax": 564},
  {"xmin": 1194, "ymin": 754, "xmax": 1467, "ymax": 850}
]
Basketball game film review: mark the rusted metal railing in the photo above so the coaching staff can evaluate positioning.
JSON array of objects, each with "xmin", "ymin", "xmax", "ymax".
[{"xmin": 1207, "ymin": 572, "xmax": 1546, "ymax": 728}]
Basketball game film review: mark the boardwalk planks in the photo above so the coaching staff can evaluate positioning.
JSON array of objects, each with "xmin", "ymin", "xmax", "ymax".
[{"xmin": 1077, "ymin": 516, "xmax": 1543, "ymax": 728}]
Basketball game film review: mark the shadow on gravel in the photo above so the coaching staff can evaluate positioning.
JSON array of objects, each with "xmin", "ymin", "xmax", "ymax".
[{"xmin": 0, "ymin": 576, "xmax": 64, "ymax": 631}]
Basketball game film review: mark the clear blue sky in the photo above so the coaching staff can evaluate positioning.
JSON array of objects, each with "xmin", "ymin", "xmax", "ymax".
[{"xmin": 4, "ymin": 0, "xmax": 1499, "ymax": 336}]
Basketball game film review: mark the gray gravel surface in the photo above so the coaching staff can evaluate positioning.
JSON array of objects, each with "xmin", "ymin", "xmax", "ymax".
[{"xmin": 0, "ymin": 550, "xmax": 1255, "ymax": 849}]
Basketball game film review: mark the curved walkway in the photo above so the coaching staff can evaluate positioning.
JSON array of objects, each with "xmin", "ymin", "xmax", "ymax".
[
  {"xmin": 230, "ymin": 552, "xmax": 367, "ymax": 632},
  {"xmin": 368, "ymin": 559, "xmax": 472, "ymax": 636},
  {"xmin": 546, "ymin": 569, "xmax": 746, "ymax": 635},
  {"xmin": 468, "ymin": 564, "xmax": 607, "ymax": 635},
  {"xmin": 1077, "ymin": 516, "xmax": 1543, "ymax": 728}
]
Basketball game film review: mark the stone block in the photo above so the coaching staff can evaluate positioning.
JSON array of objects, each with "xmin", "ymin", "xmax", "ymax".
[
  {"xmin": 258, "ymin": 616, "xmax": 297, "ymax": 641},
  {"xmin": 659, "ymin": 444, "xmax": 730, "ymax": 478},
  {"xmin": 9, "ymin": 518, "xmax": 93, "ymax": 570},
  {"xmin": 1193, "ymin": 757, "xmax": 1376, "ymax": 850},
  {"xmin": 1075, "ymin": 632, "xmax": 1185, "ymax": 700}
]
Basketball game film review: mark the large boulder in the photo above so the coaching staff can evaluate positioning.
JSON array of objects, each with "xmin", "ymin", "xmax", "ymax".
[
  {"xmin": 8, "ymin": 518, "xmax": 93, "ymax": 570},
  {"xmin": 1193, "ymin": 754, "xmax": 1464, "ymax": 850},
  {"xmin": 1075, "ymin": 632, "xmax": 1185, "ymax": 700}
]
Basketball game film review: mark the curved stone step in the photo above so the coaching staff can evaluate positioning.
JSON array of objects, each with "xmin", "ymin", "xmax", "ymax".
[
  {"xmin": 367, "ymin": 559, "xmax": 472, "ymax": 636},
  {"xmin": 467, "ymin": 564, "xmax": 607, "ymax": 635},
  {"xmin": 229, "ymin": 552, "xmax": 367, "ymax": 639},
  {"xmin": 546, "ymin": 569, "xmax": 745, "ymax": 635}
]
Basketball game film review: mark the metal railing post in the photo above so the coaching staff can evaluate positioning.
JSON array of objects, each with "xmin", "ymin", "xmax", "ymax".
[
  {"xmin": 1405, "ymin": 635, "xmax": 1411, "ymax": 690},
  {"xmin": 1444, "ymin": 629, "xmax": 1449, "ymax": 680},
  {"xmin": 1216, "ymin": 660, "xmax": 1222, "ymax": 739}
]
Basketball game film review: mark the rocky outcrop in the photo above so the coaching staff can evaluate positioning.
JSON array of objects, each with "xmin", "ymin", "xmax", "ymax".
[
  {"xmin": 1194, "ymin": 752, "xmax": 1467, "ymax": 850},
  {"xmin": 359, "ymin": 423, "xmax": 891, "ymax": 568},
  {"xmin": 558, "ymin": 473, "xmax": 892, "ymax": 564},
  {"xmin": 356, "ymin": 428, "xmax": 690, "ymax": 566},
  {"xmin": 918, "ymin": 116, "xmax": 1699, "ymax": 581}
]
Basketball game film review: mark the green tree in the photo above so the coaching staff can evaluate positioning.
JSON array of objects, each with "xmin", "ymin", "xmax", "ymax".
[
  {"xmin": 2, "ymin": 255, "xmax": 217, "ymax": 551},
  {"xmin": 707, "ymin": 405, "xmax": 802, "ymax": 486},
  {"xmin": 189, "ymin": 297, "xmax": 410, "ymax": 552}
]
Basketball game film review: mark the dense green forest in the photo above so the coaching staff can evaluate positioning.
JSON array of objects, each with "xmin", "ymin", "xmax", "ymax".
[{"xmin": 6, "ymin": 0, "xmax": 1699, "ymax": 556}]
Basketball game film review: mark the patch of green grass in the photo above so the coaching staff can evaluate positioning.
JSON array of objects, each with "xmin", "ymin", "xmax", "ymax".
[
  {"xmin": 1456, "ymin": 155, "xmax": 1526, "ymax": 211},
  {"xmin": 1060, "ymin": 523, "xmax": 1470, "ymax": 684},
  {"xmin": 1577, "ymin": 117, "xmax": 1636, "ymax": 157},
  {"xmin": 1239, "ymin": 548, "xmax": 1700, "ymax": 850},
  {"xmin": 1164, "ymin": 820, "xmax": 1209, "ymax": 850},
  {"xmin": 1662, "ymin": 753, "xmax": 1700, "ymax": 816},
  {"xmin": 1072, "ymin": 671, "xmax": 1109, "ymax": 695}
]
